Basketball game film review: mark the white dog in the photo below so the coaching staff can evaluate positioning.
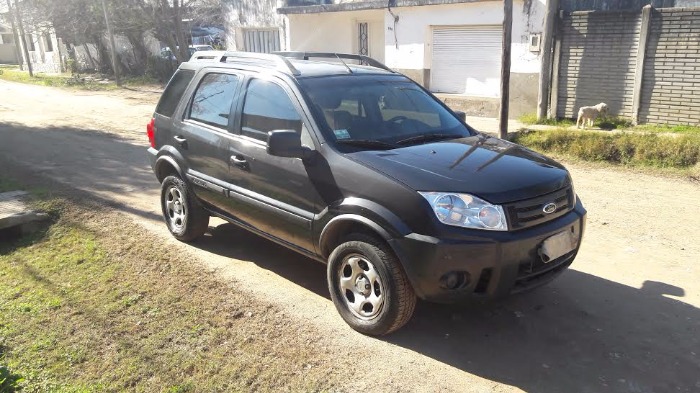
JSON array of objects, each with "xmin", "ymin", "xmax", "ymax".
[{"xmin": 576, "ymin": 103, "xmax": 609, "ymax": 129}]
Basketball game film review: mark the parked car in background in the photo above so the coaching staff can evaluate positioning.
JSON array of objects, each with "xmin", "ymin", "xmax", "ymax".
[{"xmin": 160, "ymin": 45, "xmax": 215, "ymax": 61}]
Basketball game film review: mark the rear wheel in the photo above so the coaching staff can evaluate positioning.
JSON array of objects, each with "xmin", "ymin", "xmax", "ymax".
[
  {"xmin": 327, "ymin": 234, "xmax": 416, "ymax": 335},
  {"xmin": 160, "ymin": 175, "xmax": 209, "ymax": 242}
]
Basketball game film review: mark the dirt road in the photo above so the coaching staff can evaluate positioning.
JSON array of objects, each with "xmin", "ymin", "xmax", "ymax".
[{"xmin": 1, "ymin": 79, "xmax": 699, "ymax": 393}]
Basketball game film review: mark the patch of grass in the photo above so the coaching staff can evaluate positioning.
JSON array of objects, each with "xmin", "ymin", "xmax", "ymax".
[
  {"xmin": 632, "ymin": 123, "xmax": 700, "ymax": 135},
  {"xmin": 518, "ymin": 113, "xmax": 575, "ymax": 127},
  {"xmin": 597, "ymin": 117, "xmax": 634, "ymax": 130},
  {"xmin": 0, "ymin": 178, "xmax": 22, "ymax": 193},
  {"xmin": 0, "ymin": 364, "xmax": 24, "ymax": 393},
  {"xmin": 0, "ymin": 69, "xmax": 161, "ymax": 91},
  {"xmin": 0, "ymin": 68, "xmax": 117, "ymax": 91},
  {"xmin": 0, "ymin": 183, "xmax": 356, "ymax": 392},
  {"xmin": 512, "ymin": 129, "xmax": 700, "ymax": 169},
  {"xmin": 121, "ymin": 75, "xmax": 161, "ymax": 87}
]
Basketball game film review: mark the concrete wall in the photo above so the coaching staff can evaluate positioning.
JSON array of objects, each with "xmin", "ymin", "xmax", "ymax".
[
  {"xmin": 639, "ymin": 8, "xmax": 700, "ymax": 125},
  {"xmin": 287, "ymin": 10, "xmax": 385, "ymax": 60},
  {"xmin": 383, "ymin": 0, "xmax": 545, "ymax": 75},
  {"xmin": 0, "ymin": 43, "xmax": 17, "ymax": 63},
  {"xmin": 556, "ymin": 11, "xmax": 641, "ymax": 118}
]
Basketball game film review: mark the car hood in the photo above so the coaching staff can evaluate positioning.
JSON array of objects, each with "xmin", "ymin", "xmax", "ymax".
[{"xmin": 346, "ymin": 134, "xmax": 571, "ymax": 204}]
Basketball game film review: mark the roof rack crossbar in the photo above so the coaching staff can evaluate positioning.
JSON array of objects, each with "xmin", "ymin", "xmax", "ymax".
[
  {"xmin": 273, "ymin": 52, "xmax": 393, "ymax": 72},
  {"xmin": 218, "ymin": 51, "xmax": 301, "ymax": 75}
]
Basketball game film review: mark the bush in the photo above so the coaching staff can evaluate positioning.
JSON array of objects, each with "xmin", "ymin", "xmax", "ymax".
[{"xmin": 512, "ymin": 130, "xmax": 700, "ymax": 168}]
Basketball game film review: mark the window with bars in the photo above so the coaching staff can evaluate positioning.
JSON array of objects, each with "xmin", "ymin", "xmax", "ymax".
[
  {"xmin": 243, "ymin": 29, "xmax": 280, "ymax": 53},
  {"xmin": 358, "ymin": 22, "xmax": 368, "ymax": 56}
]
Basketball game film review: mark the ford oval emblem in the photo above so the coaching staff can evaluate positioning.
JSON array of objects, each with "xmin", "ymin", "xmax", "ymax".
[{"xmin": 542, "ymin": 202, "xmax": 557, "ymax": 214}]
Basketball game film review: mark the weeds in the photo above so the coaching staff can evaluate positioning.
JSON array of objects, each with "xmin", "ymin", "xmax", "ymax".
[
  {"xmin": 512, "ymin": 129, "xmax": 700, "ymax": 168},
  {"xmin": 0, "ymin": 68, "xmax": 160, "ymax": 91},
  {"xmin": 0, "ymin": 188, "xmax": 349, "ymax": 392},
  {"xmin": 518, "ymin": 113, "xmax": 575, "ymax": 127}
]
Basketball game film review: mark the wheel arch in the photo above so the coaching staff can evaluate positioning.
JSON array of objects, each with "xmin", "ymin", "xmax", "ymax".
[{"xmin": 154, "ymin": 151, "xmax": 185, "ymax": 183}]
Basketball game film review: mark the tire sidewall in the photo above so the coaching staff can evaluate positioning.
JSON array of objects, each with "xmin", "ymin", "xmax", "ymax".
[
  {"xmin": 161, "ymin": 176, "xmax": 191, "ymax": 238},
  {"xmin": 327, "ymin": 238, "xmax": 403, "ymax": 335}
]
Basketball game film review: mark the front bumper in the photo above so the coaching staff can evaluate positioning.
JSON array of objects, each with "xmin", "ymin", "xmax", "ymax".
[{"xmin": 390, "ymin": 200, "xmax": 587, "ymax": 303}]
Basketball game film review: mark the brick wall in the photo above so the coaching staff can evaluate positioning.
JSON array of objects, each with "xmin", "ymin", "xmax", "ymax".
[
  {"xmin": 639, "ymin": 8, "xmax": 700, "ymax": 124},
  {"xmin": 556, "ymin": 11, "xmax": 641, "ymax": 118},
  {"xmin": 555, "ymin": 7, "xmax": 700, "ymax": 125}
]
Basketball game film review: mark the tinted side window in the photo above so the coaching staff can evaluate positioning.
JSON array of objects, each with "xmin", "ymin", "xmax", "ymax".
[
  {"xmin": 189, "ymin": 73, "xmax": 239, "ymax": 128},
  {"xmin": 241, "ymin": 79, "xmax": 302, "ymax": 142},
  {"xmin": 155, "ymin": 70, "xmax": 195, "ymax": 117}
]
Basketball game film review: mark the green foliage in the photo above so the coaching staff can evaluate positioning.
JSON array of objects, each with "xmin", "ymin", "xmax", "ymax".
[
  {"xmin": 512, "ymin": 130, "xmax": 700, "ymax": 168},
  {"xmin": 597, "ymin": 117, "xmax": 634, "ymax": 130},
  {"xmin": 518, "ymin": 113, "xmax": 575, "ymax": 127},
  {"xmin": 0, "ymin": 364, "xmax": 24, "ymax": 393}
]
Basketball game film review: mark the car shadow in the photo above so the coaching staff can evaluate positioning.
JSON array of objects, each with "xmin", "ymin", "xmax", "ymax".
[
  {"xmin": 0, "ymin": 122, "xmax": 163, "ymax": 224},
  {"xmin": 193, "ymin": 222, "xmax": 330, "ymax": 300},
  {"xmin": 195, "ymin": 221, "xmax": 700, "ymax": 393}
]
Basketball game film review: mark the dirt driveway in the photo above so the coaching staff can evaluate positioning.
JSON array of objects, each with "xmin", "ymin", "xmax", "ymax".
[{"xmin": 1, "ymin": 79, "xmax": 699, "ymax": 393}]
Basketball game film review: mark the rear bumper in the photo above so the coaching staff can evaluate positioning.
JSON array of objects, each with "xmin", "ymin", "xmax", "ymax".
[
  {"xmin": 390, "ymin": 200, "xmax": 587, "ymax": 303},
  {"xmin": 147, "ymin": 147, "xmax": 158, "ymax": 172}
]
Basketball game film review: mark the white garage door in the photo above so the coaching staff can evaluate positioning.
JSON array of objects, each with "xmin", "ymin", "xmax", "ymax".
[{"xmin": 431, "ymin": 25, "xmax": 502, "ymax": 97}]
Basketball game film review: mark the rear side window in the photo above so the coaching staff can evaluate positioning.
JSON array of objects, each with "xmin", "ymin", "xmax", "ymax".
[
  {"xmin": 241, "ymin": 79, "xmax": 302, "ymax": 142},
  {"xmin": 189, "ymin": 73, "xmax": 239, "ymax": 128},
  {"xmin": 155, "ymin": 70, "xmax": 195, "ymax": 117}
]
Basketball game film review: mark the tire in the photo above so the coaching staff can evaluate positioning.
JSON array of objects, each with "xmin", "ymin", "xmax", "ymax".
[
  {"xmin": 327, "ymin": 234, "xmax": 416, "ymax": 335},
  {"xmin": 160, "ymin": 175, "xmax": 209, "ymax": 242}
]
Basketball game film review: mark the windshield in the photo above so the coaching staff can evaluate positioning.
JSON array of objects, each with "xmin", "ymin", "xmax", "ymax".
[{"xmin": 299, "ymin": 76, "xmax": 474, "ymax": 150}]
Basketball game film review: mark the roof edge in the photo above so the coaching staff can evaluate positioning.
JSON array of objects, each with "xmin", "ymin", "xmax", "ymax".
[{"xmin": 278, "ymin": 0, "xmax": 491, "ymax": 15}]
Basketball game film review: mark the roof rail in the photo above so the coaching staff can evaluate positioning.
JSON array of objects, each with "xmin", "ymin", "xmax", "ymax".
[
  {"xmin": 189, "ymin": 50, "xmax": 227, "ymax": 62},
  {"xmin": 273, "ymin": 52, "xmax": 393, "ymax": 72},
  {"xmin": 219, "ymin": 51, "xmax": 301, "ymax": 75}
]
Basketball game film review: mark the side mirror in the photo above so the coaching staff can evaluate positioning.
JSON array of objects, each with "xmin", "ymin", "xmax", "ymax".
[
  {"xmin": 454, "ymin": 111, "xmax": 467, "ymax": 123},
  {"xmin": 267, "ymin": 130, "xmax": 312, "ymax": 159}
]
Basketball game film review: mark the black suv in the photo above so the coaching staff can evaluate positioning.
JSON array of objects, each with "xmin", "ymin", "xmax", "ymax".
[{"xmin": 147, "ymin": 51, "xmax": 586, "ymax": 335}]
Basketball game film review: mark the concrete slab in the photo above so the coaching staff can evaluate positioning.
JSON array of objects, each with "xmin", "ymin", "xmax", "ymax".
[{"xmin": 0, "ymin": 190, "xmax": 48, "ymax": 233}]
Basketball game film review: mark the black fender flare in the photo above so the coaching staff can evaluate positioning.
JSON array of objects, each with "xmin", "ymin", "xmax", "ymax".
[
  {"xmin": 154, "ymin": 146, "xmax": 187, "ymax": 182},
  {"xmin": 317, "ymin": 197, "xmax": 411, "ymax": 258}
]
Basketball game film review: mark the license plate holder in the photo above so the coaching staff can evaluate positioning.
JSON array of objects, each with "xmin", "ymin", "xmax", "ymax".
[{"xmin": 539, "ymin": 229, "xmax": 577, "ymax": 263}]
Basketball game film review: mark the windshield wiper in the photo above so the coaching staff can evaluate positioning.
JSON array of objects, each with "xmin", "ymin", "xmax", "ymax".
[
  {"xmin": 396, "ymin": 133, "xmax": 464, "ymax": 146},
  {"xmin": 336, "ymin": 139, "xmax": 396, "ymax": 150}
]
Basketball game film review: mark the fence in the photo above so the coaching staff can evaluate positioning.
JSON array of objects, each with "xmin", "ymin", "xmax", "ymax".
[{"xmin": 551, "ymin": 6, "xmax": 700, "ymax": 125}]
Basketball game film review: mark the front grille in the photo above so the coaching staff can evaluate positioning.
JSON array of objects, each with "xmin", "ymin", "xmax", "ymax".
[{"xmin": 504, "ymin": 187, "xmax": 574, "ymax": 230}]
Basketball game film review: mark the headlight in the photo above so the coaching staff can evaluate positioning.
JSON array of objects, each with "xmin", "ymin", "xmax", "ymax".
[{"xmin": 419, "ymin": 192, "xmax": 508, "ymax": 231}]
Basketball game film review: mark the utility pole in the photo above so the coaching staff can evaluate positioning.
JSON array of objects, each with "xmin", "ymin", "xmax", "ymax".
[
  {"xmin": 100, "ymin": 0, "xmax": 121, "ymax": 85},
  {"xmin": 5, "ymin": 0, "xmax": 23, "ymax": 70},
  {"xmin": 498, "ymin": 0, "xmax": 513, "ymax": 139},
  {"xmin": 13, "ymin": 0, "xmax": 32, "ymax": 77},
  {"xmin": 537, "ymin": 0, "xmax": 559, "ymax": 121}
]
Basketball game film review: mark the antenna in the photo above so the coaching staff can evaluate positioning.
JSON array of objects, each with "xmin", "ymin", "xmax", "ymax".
[{"xmin": 334, "ymin": 53, "xmax": 353, "ymax": 74}]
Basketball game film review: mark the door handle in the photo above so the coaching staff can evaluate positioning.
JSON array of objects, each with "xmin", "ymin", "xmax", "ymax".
[
  {"xmin": 173, "ymin": 135, "xmax": 187, "ymax": 148},
  {"xmin": 230, "ymin": 155, "xmax": 248, "ymax": 169}
]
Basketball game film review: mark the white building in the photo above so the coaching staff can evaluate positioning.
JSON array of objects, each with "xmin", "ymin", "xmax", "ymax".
[{"xmin": 278, "ymin": 0, "xmax": 548, "ymax": 117}]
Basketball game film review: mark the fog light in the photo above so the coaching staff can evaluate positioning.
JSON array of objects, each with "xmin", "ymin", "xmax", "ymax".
[{"xmin": 439, "ymin": 271, "xmax": 470, "ymax": 290}]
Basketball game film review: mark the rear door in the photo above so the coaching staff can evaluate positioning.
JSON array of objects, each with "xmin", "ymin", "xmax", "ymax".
[{"xmin": 173, "ymin": 70, "xmax": 242, "ymax": 207}]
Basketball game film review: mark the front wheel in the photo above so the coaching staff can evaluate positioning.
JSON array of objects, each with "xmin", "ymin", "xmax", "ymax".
[
  {"xmin": 160, "ymin": 175, "xmax": 209, "ymax": 242},
  {"xmin": 327, "ymin": 234, "xmax": 416, "ymax": 335}
]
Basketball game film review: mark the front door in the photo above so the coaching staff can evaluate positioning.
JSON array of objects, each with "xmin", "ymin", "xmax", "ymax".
[{"xmin": 226, "ymin": 76, "xmax": 322, "ymax": 252}]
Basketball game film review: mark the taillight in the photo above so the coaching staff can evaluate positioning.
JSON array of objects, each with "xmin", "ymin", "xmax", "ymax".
[{"xmin": 146, "ymin": 118, "xmax": 155, "ymax": 148}]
